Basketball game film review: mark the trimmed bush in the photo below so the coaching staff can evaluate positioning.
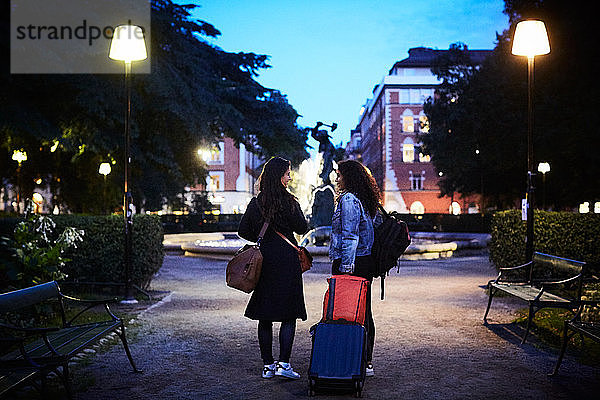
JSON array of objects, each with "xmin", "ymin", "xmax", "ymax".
[
  {"xmin": 489, "ymin": 210, "xmax": 600, "ymax": 273},
  {"xmin": 0, "ymin": 214, "xmax": 164, "ymax": 291},
  {"xmin": 50, "ymin": 214, "xmax": 164, "ymax": 289}
]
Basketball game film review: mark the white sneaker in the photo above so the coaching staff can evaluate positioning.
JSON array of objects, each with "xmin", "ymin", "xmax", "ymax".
[
  {"xmin": 366, "ymin": 363, "xmax": 374, "ymax": 377},
  {"xmin": 275, "ymin": 362, "xmax": 300, "ymax": 379},
  {"xmin": 262, "ymin": 362, "xmax": 277, "ymax": 379}
]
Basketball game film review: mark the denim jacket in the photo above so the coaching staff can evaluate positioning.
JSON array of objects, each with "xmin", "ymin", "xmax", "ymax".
[{"xmin": 329, "ymin": 192, "xmax": 374, "ymax": 273}]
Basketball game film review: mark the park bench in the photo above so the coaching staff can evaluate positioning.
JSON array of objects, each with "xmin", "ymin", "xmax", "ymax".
[
  {"xmin": 0, "ymin": 281, "xmax": 140, "ymax": 399},
  {"xmin": 483, "ymin": 252, "xmax": 586, "ymax": 344},
  {"xmin": 550, "ymin": 300, "xmax": 600, "ymax": 376}
]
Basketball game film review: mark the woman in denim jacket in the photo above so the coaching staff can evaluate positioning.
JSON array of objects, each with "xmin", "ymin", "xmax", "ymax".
[{"xmin": 329, "ymin": 159, "xmax": 381, "ymax": 376}]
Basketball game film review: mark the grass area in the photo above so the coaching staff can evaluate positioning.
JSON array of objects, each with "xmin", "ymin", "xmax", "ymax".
[{"xmin": 515, "ymin": 308, "xmax": 600, "ymax": 367}]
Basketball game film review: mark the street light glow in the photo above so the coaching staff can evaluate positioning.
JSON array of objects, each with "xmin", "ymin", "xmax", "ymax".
[
  {"xmin": 12, "ymin": 149, "xmax": 27, "ymax": 164},
  {"xmin": 99, "ymin": 162, "xmax": 112, "ymax": 176},
  {"xmin": 537, "ymin": 162, "xmax": 550, "ymax": 175},
  {"xmin": 512, "ymin": 20, "xmax": 550, "ymax": 58},
  {"xmin": 109, "ymin": 25, "xmax": 147, "ymax": 63}
]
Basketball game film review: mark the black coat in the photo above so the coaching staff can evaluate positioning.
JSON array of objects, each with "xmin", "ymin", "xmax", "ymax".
[{"xmin": 238, "ymin": 196, "xmax": 309, "ymax": 321}]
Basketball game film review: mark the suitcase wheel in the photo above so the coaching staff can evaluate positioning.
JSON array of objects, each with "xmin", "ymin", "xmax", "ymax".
[{"xmin": 308, "ymin": 378, "xmax": 315, "ymax": 397}]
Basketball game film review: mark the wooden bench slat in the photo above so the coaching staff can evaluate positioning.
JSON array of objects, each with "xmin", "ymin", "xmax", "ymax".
[
  {"xmin": 21, "ymin": 322, "xmax": 120, "ymax": 359},
  {"xmin": 0, "ymin": 369, "xmax": 39, "ymax": 396},
  {"xmin": 489, "ymin": 283, "xmax": 571, "ymax": 303},
  {"xmin": 568, "ymin": 321, "xmax": 600, "ymax": 342}
]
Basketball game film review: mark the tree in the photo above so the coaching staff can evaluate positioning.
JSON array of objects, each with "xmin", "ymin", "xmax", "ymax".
[
  {"xmin": 0, "ymin": 0, "xmax": 309, "ymax": 213},
  {"xmin": 422, "ymin": 0, "xmax": 600, "ymax": 210}
]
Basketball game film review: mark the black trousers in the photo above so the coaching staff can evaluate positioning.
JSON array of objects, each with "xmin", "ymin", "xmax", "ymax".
[{"xmin": 332, "ymin": 256, "xmax": 375, "ymax": 362}]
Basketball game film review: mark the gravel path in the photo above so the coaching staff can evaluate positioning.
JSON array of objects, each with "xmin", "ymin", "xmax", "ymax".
[{"xmin": 71, "ymin": 254, "xmax": 600, "ymax": 400}]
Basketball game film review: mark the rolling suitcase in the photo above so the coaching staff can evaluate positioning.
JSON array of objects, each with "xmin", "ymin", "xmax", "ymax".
[{"xmin": 308, "ymin": 322, "xmax": 367, "ymax": 397}]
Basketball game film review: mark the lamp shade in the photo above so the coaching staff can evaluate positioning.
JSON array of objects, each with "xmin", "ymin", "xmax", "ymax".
[
  {"xmin": 99, "ymin": 162, "xmax": 112, "ymax": 176},
  {"xmin": 512, "ymin": 20, "xmax": 550, "ymax": 57},
  {"xmin": 109, "ymin": 25, "xmax": 147, "ymax": 63},
  {"xmin": 537, "ymin": 162, "xmax": 550, "ymax": 174}
]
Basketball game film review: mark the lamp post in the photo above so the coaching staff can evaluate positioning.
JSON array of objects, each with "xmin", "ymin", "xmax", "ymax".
[
  {"xmin": 11, "ymin": 149, "xmax": 27, "ymax": 214},
  {"xmin": 109, "ymin": 25, "xmax": 147, "ymax": 304},
  {"xmin": 99, "ymin": 162, "xmax": 112, "ymax": 214},
  {"xmin": 537, "ymin": 162, "xmax": 550, "ymax": 210},
  {"xmin": 512, "ymin": 19, "xmax": 550, "ymax": 262}
]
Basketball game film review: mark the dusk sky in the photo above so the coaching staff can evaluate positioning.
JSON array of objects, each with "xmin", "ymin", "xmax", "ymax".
[{"xmin": 192, "ymin": 0, "xmax": 510, "ymax": 154}]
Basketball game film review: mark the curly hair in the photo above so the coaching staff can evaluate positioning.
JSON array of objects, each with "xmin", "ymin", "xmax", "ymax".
[
  {"xmin": 336, "ymin": 159, "xmax": 381, "ymax": 218},
  {"xmin": 256, "ymin": 156, "xmax": 296, "ymax": 221}
]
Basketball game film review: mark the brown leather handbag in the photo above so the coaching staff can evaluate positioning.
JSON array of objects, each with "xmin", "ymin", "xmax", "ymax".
[
  {"xmin": 226, "ymin": 222, "xmax": 269, "ymax": 293},
  {"xmin": 276, "ymin": 231, "xmax": 313, "ymax": 273}
]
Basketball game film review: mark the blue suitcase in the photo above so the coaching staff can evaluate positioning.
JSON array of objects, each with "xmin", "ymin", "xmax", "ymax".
[{"xmin": 308, "ymin": 322, "xmax": 367, "ymax": 397}]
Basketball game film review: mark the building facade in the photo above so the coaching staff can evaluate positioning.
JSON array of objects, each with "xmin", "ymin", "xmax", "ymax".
[
  {"xmin": 353, "ymin": 47, "xmax": 490, "ymax": 214},
  {"xmin": 190, "ymin": 137, "xmax": 260, "ymax": 214}
]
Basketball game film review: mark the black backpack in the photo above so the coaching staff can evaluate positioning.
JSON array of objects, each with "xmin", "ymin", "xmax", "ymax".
[{"xmin": 370, "ymin": 205, "xmax": 411, "ymax": 299}]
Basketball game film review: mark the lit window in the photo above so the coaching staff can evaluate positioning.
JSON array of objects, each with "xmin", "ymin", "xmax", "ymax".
[
  {"xmin": 419, "ymin": 115, "xmax": 429, "ymax": 133},
  {"xmin": 410, "ymin": 201, "xmax": 425, "ymax": 214},
  {"xmin": 206, "ymin": 171, "xmax": 224, "ymax": 191},
  {"xmin": 450, "ymin": 202, "xmax": 461, "ymax": 215},
  {"xmin": 419, "ymin": 153, "xmax": 430, "ymax": 163},
  {"xmin": 402, "ymin": 138, "xmax": 415, "ymax": 163},
  {"xmin": 595, "ymin": 202, "xmax": 600, "ymax": 213},
  {"xmin": 402, "ymin": 116, "xmax": 414, "ymax": 132},
  {"xmin": 207, "ymin": 142, "xmax": 224, "ymax": 164}
]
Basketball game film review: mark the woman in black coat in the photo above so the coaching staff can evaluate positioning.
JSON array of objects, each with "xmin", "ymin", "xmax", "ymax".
[{"xmin": 238, "ymin": 156, "xmax": 309, "ymax": 380}]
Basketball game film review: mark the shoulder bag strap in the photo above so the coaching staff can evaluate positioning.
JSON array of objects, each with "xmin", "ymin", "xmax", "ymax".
[
  {"xmin": 256, "ymin": 220, "xmax": 270, "ymax": 245},
  {"xmin": 275, "ymin": 230, "xmax": 300, "ymax": 251}
]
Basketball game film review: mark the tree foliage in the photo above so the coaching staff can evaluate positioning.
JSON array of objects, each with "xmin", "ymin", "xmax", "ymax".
[
  {"xmin": 0, "ymin": 0, "xmax": 309, "ymax": 213},
  {"xmin": 422, "ymin": 0, "xmax": 600, "ymax": 210}
]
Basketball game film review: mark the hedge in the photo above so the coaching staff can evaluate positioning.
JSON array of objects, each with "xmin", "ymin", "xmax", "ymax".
[
  {"xmin": 489, "ymin": 210, "xmax": 600, "ymax": 272},
  {"xmin": 1, "ymin": 214, "xmax": 164, "ymax": 290}
]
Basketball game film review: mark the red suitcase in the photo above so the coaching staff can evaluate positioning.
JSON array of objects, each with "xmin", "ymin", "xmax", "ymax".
[{"xmin": 322, "ymin": 275, "xmax": 370, "ymax": 325}]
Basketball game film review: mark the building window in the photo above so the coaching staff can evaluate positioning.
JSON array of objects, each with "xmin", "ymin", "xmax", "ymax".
[
  {"xmin": 419, "ymin": 115, "xmax": 429, "ymax": 133},
  {"xmin": 206, "ymin": 171, "xmax": 224, "ymax": 191},
  {"xmin": 402, "ymin": 116, "xmax": 414, "ymax": 132},
  {"xmin": 409, "ymin": 170, "xmax": 424, "ymax": 190},
  {"xmin": 402, "ymin": 138, "xmax": 415, "ymax": 163},
  {"xmin": 415, "ymin": 145, "xmax": 430, "ymax": 162},
  {"xmin": 410, "ymin": 201, "xmax": 425, "ymax": 214},
  {"xmin": 450, "ymin": 201, "xmax": 461, "ymax": 215},
  {"xmin": 389, "ymin": 92, "xmax": 399, "ymax": 104},
  {"xmin": 207, "ymin": 142, "xmax": 224, "ymax": 165},
  {"xmin": 400, "ymin": 89, "xmax": 409, "ymax": 104}
]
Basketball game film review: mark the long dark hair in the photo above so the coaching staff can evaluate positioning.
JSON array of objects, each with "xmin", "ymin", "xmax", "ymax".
[
  {"xmin": 337, "ymin": 159, "xmax": 381, "ymax": 218},
  {"xmin": 256, "ymin": 156, "xmax": 296, "ymax": 220}
]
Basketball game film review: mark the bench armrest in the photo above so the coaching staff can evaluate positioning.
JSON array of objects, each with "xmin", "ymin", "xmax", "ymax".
[
  {"xmin": 59, "ymin": 294, "xmax": 120, "ymax": 326},
  {"xmin": 495, "ymin": 261, "xmax": 532, "ymax": 283},
  {"xmin": 60, "ymin": 294, "xmax": 118, "ymax": 304},
  {"xmin": 499, "ymin": 261, "xmax": 532, "ymax": 272}
]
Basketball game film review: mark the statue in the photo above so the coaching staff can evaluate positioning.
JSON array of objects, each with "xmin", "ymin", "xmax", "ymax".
[
  {"xmin": 309, "ymin": 121, "xmax": 337, "ymax": 228},
  {"xmin": 311, "ymin": 122, "xmax": 337, "ymax": 185}
]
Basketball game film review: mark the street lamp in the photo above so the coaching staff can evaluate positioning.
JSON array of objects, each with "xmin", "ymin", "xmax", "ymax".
[
  {"xmin": 109, "ymin": 25, "xmax": 147, "ymax": 304},
  {"xmin": 99, "ymin": 162, "xmax": 112, "ymax": 214},
  {"xmin": 12, "ymin": 149, "xmax": 27, "ymax": 214},
  {"xmin": 512, "ymin": 19, "xmax": 550, "ymax": 262},
  {"xmin": 537, "ymin": 162, "xmax": 550, "ymax": 210}
]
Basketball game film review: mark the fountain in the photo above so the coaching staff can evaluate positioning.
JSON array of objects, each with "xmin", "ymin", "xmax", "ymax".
[{"xmin": 172, "ymin": 121, "xmax": 490, "ymax": 260}]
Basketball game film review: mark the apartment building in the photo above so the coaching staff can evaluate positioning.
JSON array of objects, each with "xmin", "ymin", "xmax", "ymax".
[{"xmin": 354, "ymin": 47, "xmax": 490, "ymax": 214}]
